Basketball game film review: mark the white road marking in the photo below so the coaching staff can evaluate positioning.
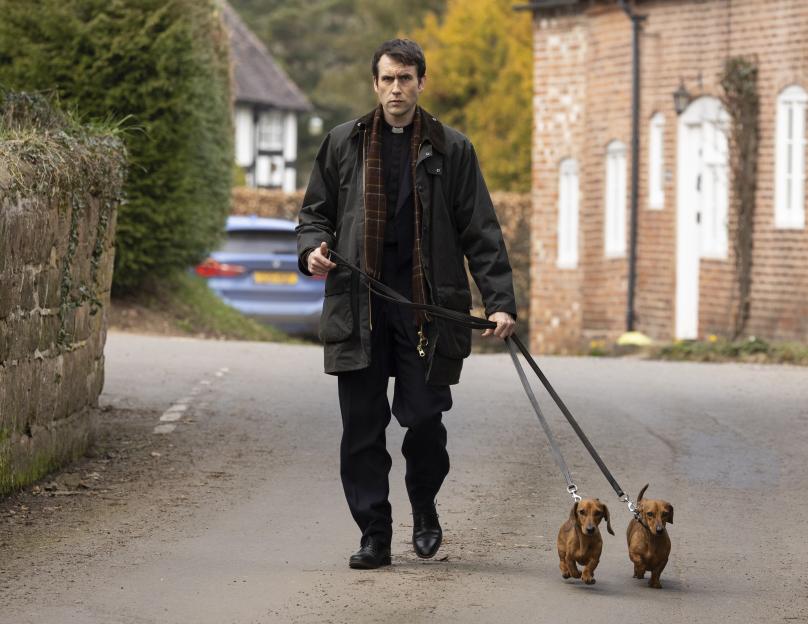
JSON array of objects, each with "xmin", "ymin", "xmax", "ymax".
[{"xmin": 153, "ymin": 368, "xmax": 229, "ymax": 434}]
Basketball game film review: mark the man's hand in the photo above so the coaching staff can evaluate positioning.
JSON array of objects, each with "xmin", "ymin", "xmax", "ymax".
[
  {"xmin": 481, "ymin": 311, "xmax": 516, "ymax": 339},
  {"xmin": 307, "ymin": 241, "xmax": 336, "ymax": 276}
]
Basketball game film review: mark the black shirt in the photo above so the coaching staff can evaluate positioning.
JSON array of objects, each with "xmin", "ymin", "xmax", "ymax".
[{"xmin": 381, "ymin": 118, "xmax": 412, "ymax": 210}]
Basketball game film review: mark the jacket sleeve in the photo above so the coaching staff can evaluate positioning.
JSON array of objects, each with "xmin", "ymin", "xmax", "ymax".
[
  {"xmin": 452, "ymin": 141, "xmax": 517, "ymax": 319},
  {"xmin": 296, "ymin": 132, "xmax": 339, "ymax": 276}
]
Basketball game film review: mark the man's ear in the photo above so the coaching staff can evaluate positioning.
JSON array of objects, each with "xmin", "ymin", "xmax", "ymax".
[
  {"xmin": 665, "ymin": 503, "xmax": 674, "ymax": 525},
  {"xmin": 417, "ymin": 74, "xmax": 426, "ymax": 93}
]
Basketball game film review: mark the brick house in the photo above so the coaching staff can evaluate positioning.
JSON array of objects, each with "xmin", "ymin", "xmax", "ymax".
[{"xmin": 519, "ymin": 0, "xmax": 808, "ymax": 353}]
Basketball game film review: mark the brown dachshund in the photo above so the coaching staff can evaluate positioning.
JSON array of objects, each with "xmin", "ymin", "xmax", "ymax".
[
  {"xmin": 626, "ymin": 484, "xmax": 674, "ymax": 588},
  {"xmin": 557, "ymin": 498, "xmax": 614, "ymax": 584}
]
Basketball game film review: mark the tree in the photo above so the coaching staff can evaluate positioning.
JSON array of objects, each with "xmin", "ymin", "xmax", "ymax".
[
  {"xmin": 413, "ymin": 0, "xmax": 532, "ymax": 191},
  {"xmin": 0, "ymin": 0, "xmax": 233, "ymax": 293}
]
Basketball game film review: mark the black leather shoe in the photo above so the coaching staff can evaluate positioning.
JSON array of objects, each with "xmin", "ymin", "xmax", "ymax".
[
  {"xmin": 349, "ymin": 538, "xmax": 391, "ymax": 569},
  {"xmin": 412, "ymin": 509, "xmax": 442, "ymax": 559}
]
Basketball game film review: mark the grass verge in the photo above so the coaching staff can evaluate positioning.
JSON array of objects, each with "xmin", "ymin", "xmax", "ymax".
[
  {"xmin": 109, "ymin": 270, "xmax": 295, "ymax": 342},
  {"xmin": 652, "ymin": 336, "xmax": 808, "ymax": 365},
  {"xmin": 587, "ymin": 335, "xmax": 808, "ymax": 366}
]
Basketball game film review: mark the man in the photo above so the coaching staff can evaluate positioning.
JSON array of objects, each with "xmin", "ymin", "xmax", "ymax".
[{"xmin": 296, "ymin": 39, "xmax": 516, "ymax": 569}]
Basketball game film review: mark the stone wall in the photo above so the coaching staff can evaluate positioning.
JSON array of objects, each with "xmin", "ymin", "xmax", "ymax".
[{"xmin": 0, "ymin": 94, "xmax": 125, "ymax": 494}]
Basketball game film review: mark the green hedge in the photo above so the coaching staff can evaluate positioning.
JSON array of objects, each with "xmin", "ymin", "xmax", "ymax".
[{"xmin": 0, "ymin": 0, "xmax": 233, "ymax": 293}]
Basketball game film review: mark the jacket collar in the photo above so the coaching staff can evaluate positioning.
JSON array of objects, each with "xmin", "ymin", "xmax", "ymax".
[{"xmin": 348, "ymin": 105, "xmax": 446, "ymax": 155}]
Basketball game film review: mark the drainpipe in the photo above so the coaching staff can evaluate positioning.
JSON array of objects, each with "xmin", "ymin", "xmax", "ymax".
[{"xmin": 619, "ymin": 1, "xmax": 646, "ymax": 332}]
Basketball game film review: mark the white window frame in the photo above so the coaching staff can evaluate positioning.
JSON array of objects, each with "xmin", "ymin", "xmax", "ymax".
[
  {"xmin": 775, "ymin": 85, "xmax": 807, "ymax": 229},
  {"xmin": 648, "ymin": 112, "xmax": 665, "ymax": 209},
  {"xmin": 605, "ymin": 140, "xmax": 627, "ymax": 257},
  {"xmin": 557, "ymin": 158, "xmax": 579, "ymax": 269},
  {"xmin": 258, "ymin": 110, "xmax": 284, "ymax": 151}
]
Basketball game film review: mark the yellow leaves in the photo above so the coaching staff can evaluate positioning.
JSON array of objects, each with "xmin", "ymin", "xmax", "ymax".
[{"xmin": 411, "ymin": 0, "xmax": 532, "ymax": 191}]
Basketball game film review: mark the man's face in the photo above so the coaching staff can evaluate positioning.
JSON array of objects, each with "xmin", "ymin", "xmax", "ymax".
[{"xmin": 373, "ymin": 54, "xmax": 425, "ymax": 123}]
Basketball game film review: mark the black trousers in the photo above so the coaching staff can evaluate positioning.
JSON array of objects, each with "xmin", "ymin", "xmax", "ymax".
[{"xmin": 337, "ymin": 246, "xmax": 452, "ymax": 547}]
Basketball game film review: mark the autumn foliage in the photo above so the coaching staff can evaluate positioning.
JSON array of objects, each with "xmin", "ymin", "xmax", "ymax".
[{"xmin": 412, "ymin": 0, "xmax": 533, "ymax": 192}]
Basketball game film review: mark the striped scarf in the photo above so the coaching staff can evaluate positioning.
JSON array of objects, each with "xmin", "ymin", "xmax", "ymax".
[{"xmin": 363, "ymin": 105, "xmax": 429, "ymax": 325}]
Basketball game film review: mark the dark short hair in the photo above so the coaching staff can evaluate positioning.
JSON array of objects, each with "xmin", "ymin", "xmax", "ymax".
[{"xmin": 371, "ymin": 39, "xmax": 426, "ymax": 79}]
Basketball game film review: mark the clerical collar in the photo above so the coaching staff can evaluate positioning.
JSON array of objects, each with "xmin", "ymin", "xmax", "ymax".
[{"xmin": 383, "ymin": 118, "xmax": 412, "ymax": 135}]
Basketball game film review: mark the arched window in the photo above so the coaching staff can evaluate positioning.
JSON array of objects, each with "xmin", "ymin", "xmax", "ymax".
[
  {"xmin": 775, "ymin": 85, "xmax": 807, "ymax": 229},
  {"xmin": 648, "ymin": 112, "xmax": 665, "ymax": 209},
  {"xmin": 605, "ymin": 140, "xmax": 627, "ymax": 257},
  {"xmin": 557, "ymin": 159, "xmax": 579, "ymax": 269}
]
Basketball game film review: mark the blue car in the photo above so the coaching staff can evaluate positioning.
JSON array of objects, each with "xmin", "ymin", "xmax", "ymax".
[{"xmin": 196, "ymin": 215, "xmax": 324, "ymax": 336}]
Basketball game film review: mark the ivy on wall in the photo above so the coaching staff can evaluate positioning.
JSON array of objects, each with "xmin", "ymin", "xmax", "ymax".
[{"xmin": 720, "ymin": 57, "xmax": 759, "ymax": 340}]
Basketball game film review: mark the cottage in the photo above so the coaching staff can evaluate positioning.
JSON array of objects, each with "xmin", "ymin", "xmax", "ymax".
[
  {"xmin": 221, "ymin": 1, "xmax": 312, "ymax": 191},
  {"xmin": 518, "ymin": 0, "xmax": 808, "ymax": 353}
]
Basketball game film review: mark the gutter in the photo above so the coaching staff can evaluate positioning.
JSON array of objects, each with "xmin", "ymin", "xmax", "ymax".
[{"xmin": 618, "ymin": 0, "xmax": 646, "ymax": 333}]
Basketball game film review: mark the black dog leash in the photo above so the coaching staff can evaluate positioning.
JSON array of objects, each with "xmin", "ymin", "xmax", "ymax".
[{"xmin": 325, "ymin": 249, "xmax": 639, "ymax": 515}]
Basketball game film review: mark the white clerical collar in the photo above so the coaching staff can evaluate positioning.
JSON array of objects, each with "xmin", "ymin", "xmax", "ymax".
[{"xmin": 391, "ymin": 126, "xmax": 404, "ymax": 134}]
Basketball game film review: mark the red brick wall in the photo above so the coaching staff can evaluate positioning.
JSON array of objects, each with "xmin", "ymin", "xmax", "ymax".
[{"xmin": 530, "ymin": 0, "xmax": 808, "ymax": 353}]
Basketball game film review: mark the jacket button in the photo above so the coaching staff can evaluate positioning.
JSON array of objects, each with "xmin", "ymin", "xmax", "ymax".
[
  {"xmin": 417, "ymin": 185, "xmax": 423, "ymax": 191},
  {"xmin": 425, "ymin": 152, "xmax": 431, "ymax": 157},
  {"xmin": 435, "ymin": 168, "xmax": 441, "ymax": 173}
]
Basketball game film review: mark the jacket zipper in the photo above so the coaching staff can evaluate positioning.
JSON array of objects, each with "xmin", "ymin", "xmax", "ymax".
[
  {"xmin": 416, "ymin": 140, "xmax": 434, "ymax": 306},
  {"xmin": 363, "ymin": 129, "xmax": 372, "ymax": 332}
]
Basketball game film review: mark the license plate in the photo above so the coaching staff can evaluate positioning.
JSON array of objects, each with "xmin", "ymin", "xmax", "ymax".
[{"xmin": 253, "ymin": 271, "xmax": 298, "ymax": 285}]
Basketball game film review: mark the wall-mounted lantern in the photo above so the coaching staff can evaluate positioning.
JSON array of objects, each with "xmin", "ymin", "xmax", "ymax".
[{"xmin": 673, "ymin": 80, "xmax": 691, "ymax": 115}]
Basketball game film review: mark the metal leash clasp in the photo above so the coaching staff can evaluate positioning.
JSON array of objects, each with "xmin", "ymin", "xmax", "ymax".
[
  {"xmin": 620, "ymin": 494, "xmax": 640, "ymax": 518},
  {"xmin": 416, "ymin": 326, "xmax": 428, "ymax": 358},
  {"xmin": 567, "ymin": 484, "xmax": 582, "ymax": 503}
]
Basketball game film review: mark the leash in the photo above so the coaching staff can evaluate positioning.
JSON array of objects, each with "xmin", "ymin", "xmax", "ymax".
[{"xmin": 325, "ymin": 250, "xmax": 639, "ymax": 516}]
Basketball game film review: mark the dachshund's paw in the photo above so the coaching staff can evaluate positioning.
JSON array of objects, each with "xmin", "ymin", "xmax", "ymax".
[
  {"xmin": 633, "ymin": 572, "xmax": 645, "ymax": 579},
  {"xmin": 649, "ymin": 580, "xmax": 662, "ymax": 589},
  {"xmin": 570, "ymin": 570, "xmax": 582, "ymax": 579},
  {"xmin": 583, "ymin": 576, "xmax": 596, "ymax": 585},
  {"xmin": 561, "ymin": 572, "xmax": 571, "ymax": 579}
]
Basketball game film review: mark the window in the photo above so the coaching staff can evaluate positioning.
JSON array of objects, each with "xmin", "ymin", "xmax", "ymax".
[
  {"xmin": 775, "ymin": 85, "xmax": 807, "ymax": 229},
  {"xmin": 648, "ymin": 112, "xmax": 665, "ymax": 209},
  {"xmin": 557, "ymin": 159, "xmax": 579, "ymax": 269},
  {"xmin": 258, "ymin": 111, "xmax": 284, "ymax": 151},
  {"xmin": 605, "ymin": 141, "xmax": 627, "ymax": 257}
]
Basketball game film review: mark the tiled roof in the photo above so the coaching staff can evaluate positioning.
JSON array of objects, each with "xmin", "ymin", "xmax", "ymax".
[{"xmin": 220, "ymin": 1, "xmax": 312, "ymax": 112}]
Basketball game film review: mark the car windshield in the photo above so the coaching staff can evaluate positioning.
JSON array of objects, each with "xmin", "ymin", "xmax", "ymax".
[{"xmin": 221, "ymin": 229, "xmax": 297, "ymax": 255}]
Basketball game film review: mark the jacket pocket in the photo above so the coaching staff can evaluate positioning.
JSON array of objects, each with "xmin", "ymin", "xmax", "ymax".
[
  {"xmin": 319, "ymin": 268, "xmax": 356, "ymax": 343},
  {"xmin": 433, "ymin": 288, "xmax": 472, "ymax": 359}
]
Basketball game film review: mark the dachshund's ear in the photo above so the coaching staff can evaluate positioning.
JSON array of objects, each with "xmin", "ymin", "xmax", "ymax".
[
  {"xmin": 601, "ymin": 503, "xmax": 615, "ymax": 535},
  {"xmin": 665, "ymin": 503, "xmax": 674, "ymax": 525},
  {"xmin": 569, "ymin": 501, "xmax": 579, "ymax": 523},
  {"xmin": 637, "ymin": 483, "xmax": 649, "ymax": 502}
]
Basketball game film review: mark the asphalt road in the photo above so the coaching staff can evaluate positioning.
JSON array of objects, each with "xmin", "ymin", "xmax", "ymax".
[{"xmin": 1, "ymin": 332, "xmax": 807, "ymax": 623}]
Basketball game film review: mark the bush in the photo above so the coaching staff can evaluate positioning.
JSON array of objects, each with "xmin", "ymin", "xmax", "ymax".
[{"xmin": 0, "ymin": 0, "xmax": 233, "ymax": 293}]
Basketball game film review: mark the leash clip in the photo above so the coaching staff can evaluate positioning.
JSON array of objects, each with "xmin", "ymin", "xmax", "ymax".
[
  {"xmin": 567, "ymin": 484, "xmax": 582, "ymax": 503},
  {"xmin": 621, "ymin": 494, "xmax": 640, "ymax": 518},
  {"xmin": 416, "ymin": 327, "xmax": 428, "ymax": 358}
]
